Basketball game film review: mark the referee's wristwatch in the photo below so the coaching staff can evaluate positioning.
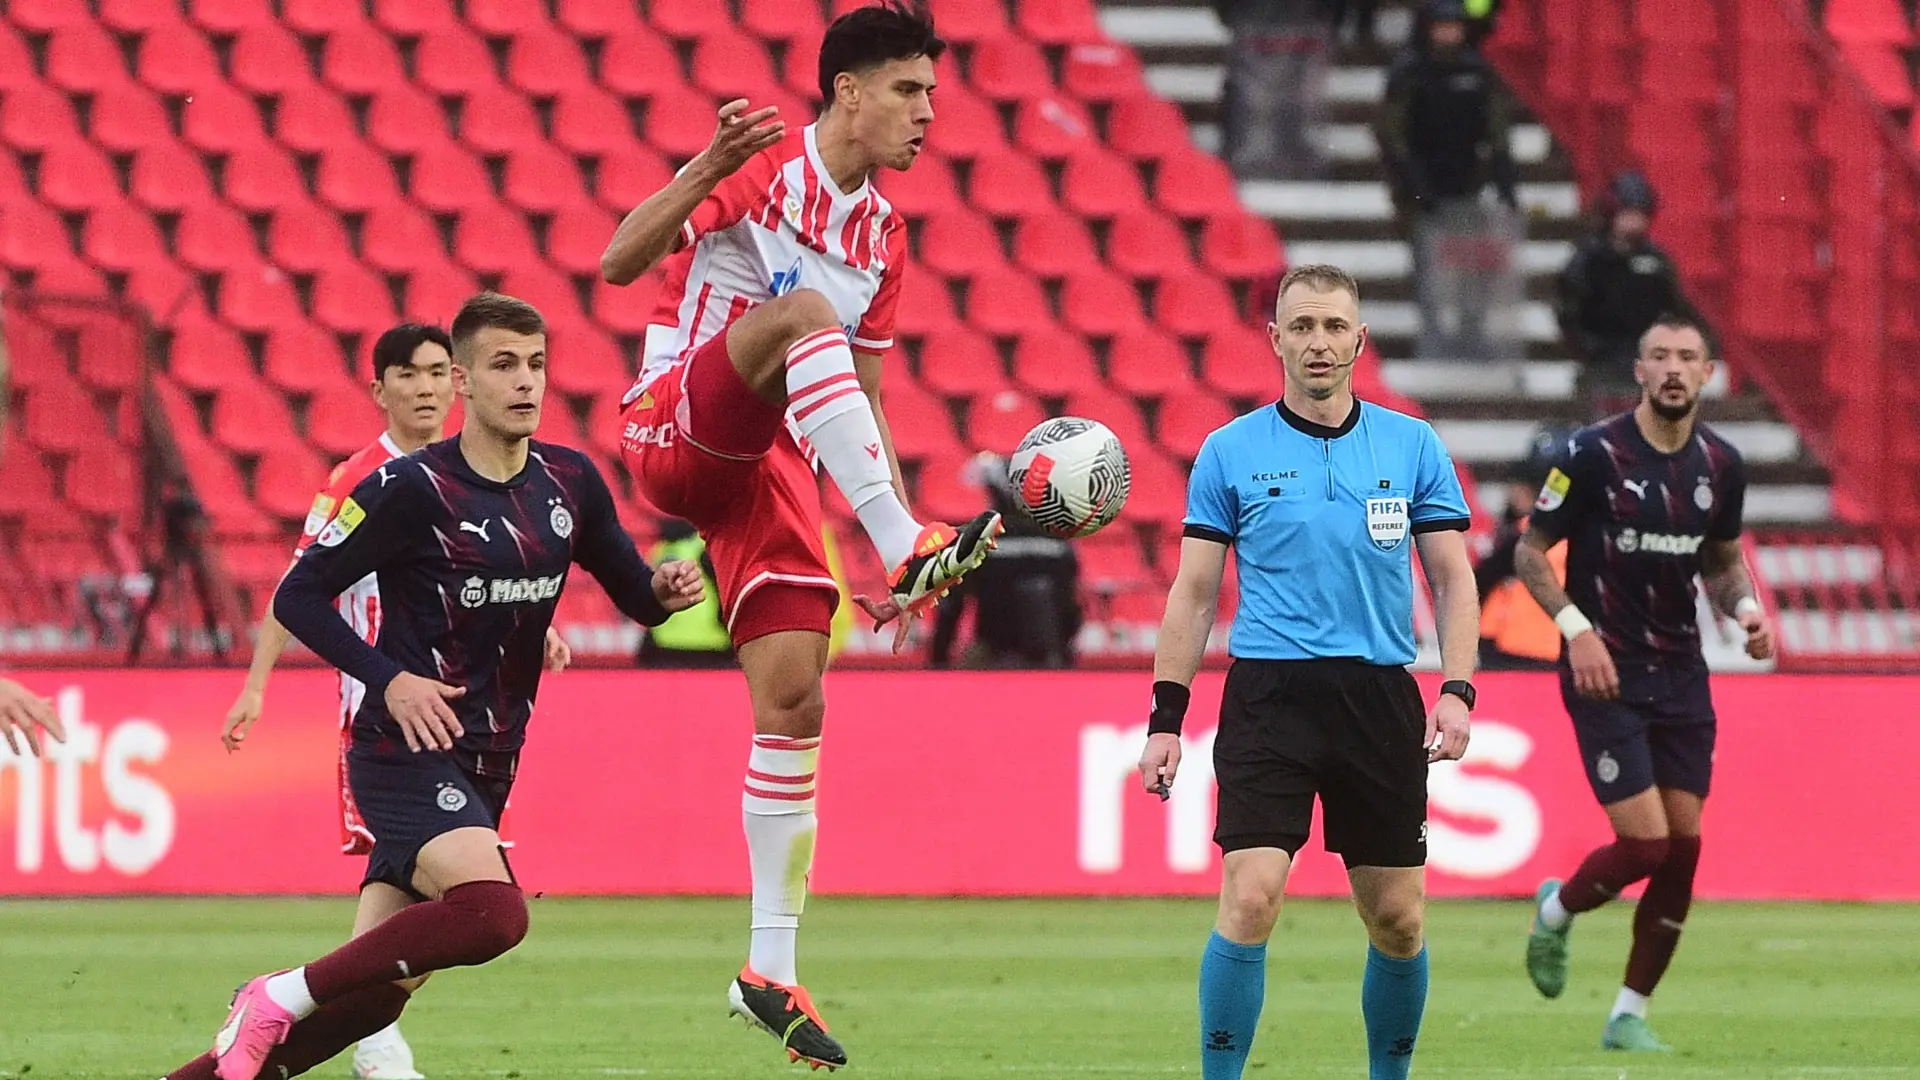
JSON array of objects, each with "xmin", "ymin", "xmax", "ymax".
[{"xmin": 1439, "ymin": 679, "xmax": 1476, "ymax": 711}]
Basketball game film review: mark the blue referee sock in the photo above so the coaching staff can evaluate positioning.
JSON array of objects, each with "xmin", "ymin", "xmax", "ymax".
[
  {"xmin": 1362, "ymin": 944, "xmax": 1429, "ymax": 1080},
  {"xmin": 1198, "ymin": 931, "xmax": 1266, "ymax": 1080}
]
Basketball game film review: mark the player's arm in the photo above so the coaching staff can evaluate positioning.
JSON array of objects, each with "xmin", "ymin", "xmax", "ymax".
[
  {"xmin": 600, "ymin": 100, "xmax": 784, "ymax": 284},
  {"xmin": 1514, "ymin": 447, "xmax": 1621, "ymax": 697},
  {"xmin": 1699, "ymin": 457, "xmax": 1772, "ymax": 658},
  {"xmin": 1412, "ymin": 425, "xmax": 1477, "ymax": 760},
  {"xmin": 221, "ymin": 609, "xmax": 292, "ymax": 751},
  {"xmin": 569, "ymin": 458, "xmax": 694, "ymax": 626},
  {"xmin": 853, "ymin": 350, "xmax": 910, "ymax": 510},
  {"xmin": 273, "ymin": 472, "xmax": 418, "ymax": 698}
]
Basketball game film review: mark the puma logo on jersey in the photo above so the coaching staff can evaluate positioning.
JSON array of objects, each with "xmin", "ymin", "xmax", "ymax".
[
  {"xmin": 1623, "ymin": 479, "xmax": 1648, "ymax": 498},
  {"xmin": 377, "ymin": 466, "xmax": 395, "ymax": 487},
  {"xmin": 460, "ymin": 520, "xmax": 492, "ymax": 542}
]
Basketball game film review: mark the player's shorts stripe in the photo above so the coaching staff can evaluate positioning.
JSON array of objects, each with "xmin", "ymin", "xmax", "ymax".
[
  {"xmin": 791, "ymin": 385, "xmax": 863, "ymax": 423},
  {"xmin": 746, "ymin": 767, "xmax": 817, "ymax": 785},
  {"xmin": 744, "ymin": 785, "xmax": 816, "ymax": 802}
]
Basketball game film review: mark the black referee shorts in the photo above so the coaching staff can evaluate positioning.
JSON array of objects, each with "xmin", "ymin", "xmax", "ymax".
[{"xmin": 1213, "ymin": 657, "xmax": 1429, "ymax": 869}]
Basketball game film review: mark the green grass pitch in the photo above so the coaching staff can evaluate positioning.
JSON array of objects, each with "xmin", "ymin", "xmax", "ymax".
[{"xmin": 2, "ymin": 897, "xmax": 1917, "ymax": 1079}]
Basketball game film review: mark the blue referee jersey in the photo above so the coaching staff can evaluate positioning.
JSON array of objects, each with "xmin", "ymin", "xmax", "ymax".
[{"xmin": 1184, "ymin": 401, "xmax": 1472, "ymax": 666}]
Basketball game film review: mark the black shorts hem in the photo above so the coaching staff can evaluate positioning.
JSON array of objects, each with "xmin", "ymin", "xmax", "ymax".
[{"xmin": 1215, "ymin": 832, "xmax": 1306, "ymax": 857}]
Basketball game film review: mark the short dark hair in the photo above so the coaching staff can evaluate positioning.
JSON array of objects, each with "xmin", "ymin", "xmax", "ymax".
[
  {"xmin": 450, "ymin": 293, "xmax": 545, "ymax": 359},
  {"xmin": 370, "ymin": 322, "xmax": 453, "ymax": 381},
  {"xmin": 1639, "ymin": 312, "xmax": 1711, "ymax": 357},
  {"xmin": 818, "ymin": 1, "xmax": 945, "ymax": 106},
  {"xmin": 1277, "ymin": 263, "xmax": 1361, "ymax": 306}
]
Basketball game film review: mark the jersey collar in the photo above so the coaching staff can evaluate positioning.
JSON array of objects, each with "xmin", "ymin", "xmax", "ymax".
[{"xmin": 1277, "ymin": 399, "xmax": 1362, "ymax": 440}]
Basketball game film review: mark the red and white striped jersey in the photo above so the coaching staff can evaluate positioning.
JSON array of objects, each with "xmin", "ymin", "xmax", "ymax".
[
  {"xmin": 294, "ymin": 432, "xmax": 404, "ymax": 728},
  {"xmin": 626, "ymin": 124, "xmax": 908, "ymax": 400}
]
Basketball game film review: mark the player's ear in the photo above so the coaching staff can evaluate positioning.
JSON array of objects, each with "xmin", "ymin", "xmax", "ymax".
[{"xmin": 450, "ymin": 361, "xmax": 472, "ymax": 397}]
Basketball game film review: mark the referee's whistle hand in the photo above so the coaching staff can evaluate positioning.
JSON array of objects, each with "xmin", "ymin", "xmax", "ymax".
[
  {"xmin": 1138, "ymin": 732, "xmax": 1182, "ymax": 798},
  {"xmin": 1566, "ymin": 632, "xmax": 1620, "ymax": 700},
  {"xmin": 1426, "ymin": 695, "xmax": 1471, "ymax": 763}
]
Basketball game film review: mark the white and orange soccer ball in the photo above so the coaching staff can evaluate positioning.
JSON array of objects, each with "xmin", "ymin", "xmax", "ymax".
[{"xmin": 1006, "ymin": 417, "xmax": 1131, "ymax": 538}]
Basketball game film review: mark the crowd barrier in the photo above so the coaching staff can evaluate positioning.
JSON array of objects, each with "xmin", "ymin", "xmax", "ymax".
[{"xmin": 1, "ymin": 669, "xmax": 1912, "ymax": 900}]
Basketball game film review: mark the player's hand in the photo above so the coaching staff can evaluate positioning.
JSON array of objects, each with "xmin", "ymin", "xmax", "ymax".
[
  {"xmin": 384, "ymin": 672, "xmax": 465, "ymax": 753},
  {"xmin": 0, "ymin": 678, "xmax": 61, "ymax": 758},
  {"xmin": 652, "ymin": 559, "xmax": 705, "ymax": 613},
  {"xmin": 1138, "ymin": 732, "xmax": 1182, "ymax": 801},
  {"xmin": 852, "ymin": 593, "xmax": 916, "ymax": 654},
  {"xmin": 1739, "ymin": 610, "xmax": 1775, "ymax": 660},
  {"xmin": 543, "ymin": 628, "xmax": 572, "ymax": 673},
  {"xmin": 1567, "ymin": 630, "xmax": 1620, "ymax": 699},
  {"xmin": 700, "ymin": 99, "xmax": 784, "ymax": 177},
  {"xmin": 222, "ymin": 686, "xmax": 265, "ymax": 752},
  {"xmin": 1426, "ymin": 692, "xmax": 1471, "ymax": 763}
]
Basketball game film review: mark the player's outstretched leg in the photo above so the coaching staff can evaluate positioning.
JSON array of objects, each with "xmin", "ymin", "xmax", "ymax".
[
  {"xmin": 1526, "ymin": 791, "xmax": 1671, "ymax": 1001},
  {"xmin": 166, "ymin": 985, "xmax": 413, "ymax": 1080},
  {"xmin": 722, "ymin": 292, "xmax": 1002, "ymax": 611},
  {"xmin": 728, "ymin": 625, "xmax": 846, "ymax": 1071},
  {"xmin": 1352, "ymin": 868, "xmax": 1429, "ymax": 1080}
]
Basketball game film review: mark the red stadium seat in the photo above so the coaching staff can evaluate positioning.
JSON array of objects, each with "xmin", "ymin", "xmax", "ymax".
[
  {"xmin": 546, "ymin": 203, "xmax": 620, "ymax": 274},
  {"xmin": 409, "ymin": 145, "xmax": 498, "ymax": 213},
  {"xmin": 187, "ymin": 0, "xmax": 277, "ymax": 34},
  {"xmin": 964, "ymin": 271, "xmax": 1051, "ymax": 338},
  {"xmin": 281, "ymin": 0, "xmax": 374, "ymax": 34},
  {"xmin": 1736, "ymin": 42, "xmax": 1819, "ymax": 103},
  {"xmin": 1107, "ymin": 208, "xmax": 1196, "ymax": 281},
  {"xmin": 969, "ymin": 36, "xmax": 1054, "ymax": 103},
  {"xmin": 1011, "ymin": 213, "xmax": 1100, "ymax": 280},
  {"xmin": 1201, "ymin": 324, "xmax": 1284, "ymax": 399},
  {"xmin": 1125, "ymin": 446, "xmax": 1189, "ymax": 522},
  {"xmin": 504, "ymin": 143, "xmax": 589, "ymax": 214},
  {"xmin": 22, "ymin": 382, "xmax": 99, "ymax": 453},
  {"xmin": 1201, "ymin": 211, "xmax": 1284, "ymax": 282},
  {"xmin": 591, "ymin": 272, "xmax": 660, "ymax": 334},
  {"xmin": 650, "ymin": 0, "xmax": 733, "ymax": 40},
  {"xmin": 29, "ymin": 258, "xmax": 110, "ymax": 299},
  {"xmin": 466, "ymin": 0, "xmax": 552, "ymax": 36},
  {"xmin": 919, "ymin": 210, "xmax": 1008, "ymax": 280},
  {"xmin": 967, "ymin": 150, "xmax": 1056, "ymax": 219},
  {"xmin": 553, "ymin": 87, "xmax": 638, "ymax": 157},
  {"xmin": 876, "ymin": 378, "xmax": 961, "ymax": 460},
  {"xmin": 307, "ymin": 381, "xmax": 387, "ymax": 455},
  {"xmin": 1060, "ymin": 268, "xmax": 1147, "ymax": 337},
  {"xmin": 545, "ymin": 320, "xmax": 629, "ymax": 397},
  {"xmin": 1107, "ymin": 95, "xmax": 1192, "ymax": 162},
  {"xmin": 168, "ymin": 316, "xmax": 254, "ymax": 392},
  {"xmin": 68, "ymin": 441, "xmax": 141, "ymax": 520},
  {"xmin": 600, "ymin": 27, "xmax": 685, "ymax": 101},
  {"xmin": 895, "ymin": 270, "xmax": 962, "ymax": 337},
  {"xmin": 125, "ymin": 260, "xmax": 207, "ymax": 322},
  {"xmin": 72, "ymin": 313, "xmax": 142, "ymax": 393},
  {"xmin": 1061, "ymin": 148, "xmax": 1148, "ymax": 219},
  {"xmin": 1061, "ymin": 42, "xmax": 1145, "ymax": 103},
  {"xmin": 1074, "ymin": 531, "xmax": 1153, "ymax": 592},
  {"xmin": 0, "ymin": 201, "xmax": 72, "ymax": 270},
  {"xmin": 136, "ymin": 25, "xmax": 227, "ymax": 98},
  {"xmin": 1108, "ymin": 326, "xmax": 1194, "ymax": 398},
  {"xmin": 267, "ymin": 202, "xmax": 357, "ymax": 275},
  {"xmin": 273, "ymin": 92, "xmax": 360, "ymax": 156},
  {"xmin": 876, "ymin": 153, "xmax": 964, "ymax": 216},
  {"xmin": 962, "ymin": 389, "xmax": 1047, "ymax": 453},
  {"xmin": 1736, "ymin": 219, "xmax": 1819, "ymax": 278},
  {"xmin": 45, "ymin": 22, "xmax": 131, "ymax": 94},
  {"xmin": 35, "ymin": 143, "xmax": 123, "ymax": 213},
  {"xmin": 1825, "ymin": 0, "xmax": 1914, "ymax": 42},
  {"xmin": 594, "ymin": 145, "xmax": 674, "ymax": 212},
  {"xmin": 366, "ymin": 85, "xmax": 450, "ymax": 155},
  {"xmin": 102, "ymin": 0, "xmax": 188, "ymax": 31},
  {"xmin": 917, "ymin": 329, "xmax": 1011, "ymax": 398},
  {"xmin": 1156, "ymin": 390, "xmax": 1233, "ymax": 460},
  {"xmin": 1016, "ymin": 0, "xmax": 1105, "ymax": 45},
  {"xmin": 0, "ymin": 82, "xmax": 79, "ymax": 153},
  {"xmin": 360, "ymin": 203, "xmax": 447, "ymax": 275},
  {"xmin": 321, "ymin": 24, "xmax": 410, "ymax": 97},
  {"xmin": 1062, "ymin": 388, "xmax": 1151, "ymax": 454},
  {"xmin": 507, "ymin": 23, "xmax": 593, "ymax": 99},
  {"xmin": 263, "ymin": 319, "xmax": 356, "ymax": 393},
  {"xmin": 926, "ymin": 0, "xmax": 1009, "ymax": 44},
  {"xmin": 922, "ymin": 89, "xmax": 1005, "ymax": 160},
  {"xmin": 452, "ymin": 82, "xmax": 541, "ymax": 153},
  {"xmin": 1836, "ymin": 42, "xmax": 1915, "ymax": 106},
  {"xmin": 691, "ymin": 28, "xmax": 781, "ymax": 99},
  {"xmin": 0, "ymin": 438, "xmax": 58, "ymax": 521},
  {"xmin": 558, "ymin": 0, "xmax": 646, "ymax": 37},
  {"xmin": 500, "ymin": 263, "xmax": 588, "ymax": 323},
  {"xmin": 1153, "ymin": 145, "xmax": 1239, "ymax": 220},
  {"xmin": 645, "ymin": 85, "xmax": 726, "ymax": 160},
  {"xmin": 218, "ymin": 261, "xmax": 306, "ymax": 331},
  {"xmin": 1634, "ymin": 0, "xmax": 1717, "ymax": 43},
  {"xmin": 1010, "ymin": 326, "xmax": 1101, "ymax": 395},
  {"xmin": 369, "ymin": 0, "xmax": 459, "ymax": 34},
  {"xmin": 1155, "ymin": 272, "xmax": 1239, "ymax": 340},
  {"xmin": 403, "ymin": 260, "xmax": 481, "ymax": 323},
  {"xmin": 254, "ymin": 442, "xmax": 333, "ymax": 521},
  {"xmin": 84, "ymin": 201, "xmax": 170, "ymax": 273},
  {"xmin": 313, "ymin": 264, "xmax": 401, "ymax": 334},
  {"xmin": 741, "ymin": 0, "xmax": 823, "ymax": 42},
  {"xmin": 453, "ymin": 205, "xmax": 544, "ymax": 275},
  {"xmin": 181, "ymin": 81, "xmax": 270, "ymax": 154},
  {"xmin": 0, "ymin": 147, "xmax": 21, "ymax": 200},
  {"xmin": 0, "ymin": 26, "xmax": 40, "ymax": 91},
  {"xmin": 222, "ymin": 143, "xmax": 309, "ymax": 213},
  {"xmin": 1013, "ymin": 95, "xmax": 1099, "ymax": 161},
  {"xmin": 230, "ymin": 24, "xmax": 316, "ymax": 97},
  {"xmin": 211, "ymin": 374, "xmax": 299, "ymax": 455},
  {"xmin": 417, "ymin": 27, "xmax": 506, "ymax": 98},
  {"xmin": 782, "ymin": 26, "xmax": 826, "ymax": 99},
  {"xmin": 912, "ymin": 453, "xmax": 990, "ymax": 522}
]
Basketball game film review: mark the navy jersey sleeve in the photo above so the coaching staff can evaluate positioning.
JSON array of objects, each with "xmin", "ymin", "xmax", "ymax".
[
  {"xmin": 273, "ymin": 466, "xmax": 419, "ymax": 694},
  {"xmin": 1182, "ymin": 432, "xmax": 1238, "ymax": 546},
  {"xmin": 1411, "ymin": 422, "xmax": 1472, "ymax": 532},
  {"xmin": 1525, "ymin": 437, "xmax": 1597, "ymax": 542},
  {"xmin": 570, "ymin": 457, "xmax": 672, "ymax": 627},
  {"xmin": 1708, "ymin": 447, "xmax": 1747, "ymax": 541}
]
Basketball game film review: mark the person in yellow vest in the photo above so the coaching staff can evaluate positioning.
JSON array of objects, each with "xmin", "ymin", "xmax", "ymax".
[
  {"xmin": 1477, "ymin": 426, "xmax": 1573, "ymax": 668},
  {"xmin": 641, "ymin": 519, "xmax": 733, "ymax": 667}
]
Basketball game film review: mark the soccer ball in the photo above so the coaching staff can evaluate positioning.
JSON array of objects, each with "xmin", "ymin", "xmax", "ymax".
[{"xmin": 1006, "ymin": 417, "xmax": 1131, "ymax": 538}]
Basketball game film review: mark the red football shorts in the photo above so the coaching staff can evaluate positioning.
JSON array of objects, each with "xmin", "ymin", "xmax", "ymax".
[{"xmin": 622, "ymin": 330, "xmax": 840, "ymax": 645}]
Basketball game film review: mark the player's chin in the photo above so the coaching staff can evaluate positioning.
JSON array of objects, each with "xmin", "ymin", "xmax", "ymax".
[{"xmin": 504, "ymin": 404, "xmax": 540, "ymax": 432}]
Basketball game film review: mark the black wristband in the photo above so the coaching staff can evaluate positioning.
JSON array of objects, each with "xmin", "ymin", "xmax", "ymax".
[{"xmin": 1147, "ymin": 680, "xmax": 1190, "ymax": 736}]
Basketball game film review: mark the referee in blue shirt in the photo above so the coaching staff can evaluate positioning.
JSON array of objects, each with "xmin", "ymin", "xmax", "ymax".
[{"xmin": 1137, "ymin": 265, "xmax": 1482, "ymax": 1080}]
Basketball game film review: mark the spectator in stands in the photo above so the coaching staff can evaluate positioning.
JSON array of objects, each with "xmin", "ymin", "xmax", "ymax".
[
  {"xmin": 1555, "ymin": 171, "xmax": 1701, "ymax": 411},
  {"xmin": 639, "ymin": 519, "xmax": 733, "ymax": 667},
  {"xmin": 1379, "ymin": 0, "xmax": 1519, "ymax": 358},
  {"xmin": 1215, "ymin": 0, "xmax": 1337, "ymax": 179},
  {"xmin": 1475, "ymin": 424, "xmax": 1576, "ymax": 669},
  {"xmin": 929, "ymin": 454, "xmax": 1082, "ymax": 669}
]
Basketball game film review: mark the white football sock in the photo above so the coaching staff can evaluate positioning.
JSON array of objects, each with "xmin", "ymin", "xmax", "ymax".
[
  {"xmin": 784, "ymin": 328, "xmax": 921, "ymax": 568},
  {"xmin": 742, "ymin": 733, "xmax": 820, "ymax": 987},
  {"xmin": 357, "ymin": 1022, "xmax": 406, "ymax": 1053},
  {"xmin": 1538, "ymin": 886, "xmax": 1570, "ymax": 931},
  {"xmin": 263, "ymin": 967, "xmax": 317, "ymax": 1019},
  {"xmin": 1611, "ymin": 986, "xmax": 1650, "ymax": 1019}
]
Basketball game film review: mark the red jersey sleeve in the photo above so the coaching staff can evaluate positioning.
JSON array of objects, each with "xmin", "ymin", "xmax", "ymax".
[
  {"xmin": 677, "ymin": 147, "xmax": 784, "ymax": 250},
  {"xmin": 852, "ymin": 215, "xmax": 908, "ymax": 353},
  {"xmin": 293, "ymin": 445, "xmax": 388, "ymax": 555}
]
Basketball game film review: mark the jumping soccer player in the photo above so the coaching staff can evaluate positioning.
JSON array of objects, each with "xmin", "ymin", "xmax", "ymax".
[
  {"xmin": 599, "ymin": 3, "xmax": 998, "ymax": 1068},
  {"xmin": 218, "ymin": 322, "xmax": 565, "ymax": 1080},
  {"xmin": 1138, "ymin": 264, "xmax": 1481, "ymax": 1080},
  {"xmin": 162, "ymin": 294, "xmax": 703, "ymax": 1080},
  {"xmin": 1515, "ymin": 314, "xmax": 1773, "ymax": 1052}
]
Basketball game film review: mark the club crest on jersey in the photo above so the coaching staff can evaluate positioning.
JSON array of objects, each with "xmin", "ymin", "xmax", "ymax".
[
  {"xmin": 1366, "ymin": 497, "xmax": 1410, "ymax": 552},
  {"xmin": 550, "ymin": 499, "xmax": 574, "ymax": 539},
  {"xmin": 459, "ymin": 576, "xmax": 488, "ymax": 609},
  {"xmin": 436, "ymin": 784, "xmax": 468, "ymax": 812},
  {"xmin": 315, "ymin": 497, "xmax": 365, "ymax": 548},
  {"xmin": 303, "ymin": 493, "xmax": 337, "ymax": 537},
  {"xmin": 1535, "ymin": 467, "xmax": 1571, "ymax": 512},
  {"xmin": 1695, "ymin": 477, "xmax": 1713, "ymax": 511},
  {"xmin": 769, "ymin": 257, "xmax": 803, "ymax": 297}
]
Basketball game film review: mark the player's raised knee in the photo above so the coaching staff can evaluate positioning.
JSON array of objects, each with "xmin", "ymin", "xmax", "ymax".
[
  {"xmin": 442, "ymin": 880, "xmax": 530, "ymax": 963},
  {"xmin": 763, "ymin": 288, "xmax": 842, "ymax": 343}
]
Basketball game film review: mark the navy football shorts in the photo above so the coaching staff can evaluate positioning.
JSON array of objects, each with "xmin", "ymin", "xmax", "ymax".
[
  {"xmin": 347, "ymin": 743, "xmax": 513, "ymax": 896},
  {"xmin": 1560, "ymin": 661, "xmax": 1716, "ymax": 804}
]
